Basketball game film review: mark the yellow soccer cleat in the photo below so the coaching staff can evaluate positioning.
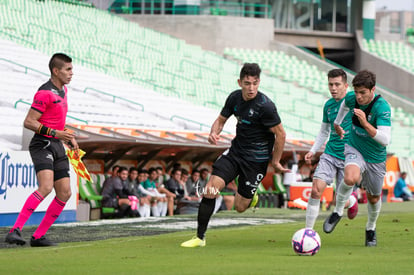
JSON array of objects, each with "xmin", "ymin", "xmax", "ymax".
[
  {"xmin": 180, "ymin": 236, "xmax": 206, "ymax": 248},
  {"xmin": 249, "ymin": 191, "xmax": 259, "ymax": 208}
]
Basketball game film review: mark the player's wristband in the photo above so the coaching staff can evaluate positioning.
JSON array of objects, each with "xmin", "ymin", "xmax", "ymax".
[
  {"xmin": 37, "ymin": 124, "xmax": 56, "ymax": 137},
  {"xmin": 38, "ymin": 124, "xmax": 49, "ymax": 135}
]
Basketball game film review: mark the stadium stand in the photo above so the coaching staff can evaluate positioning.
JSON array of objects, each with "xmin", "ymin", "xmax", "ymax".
[
  {"xmin": 0, "ymin": 38, "xmax": 239, "ymax": 149},
  {"xmin": 224, "ymin": 47, "xmax": 414, "ymax": 157},
  {"xmin": 362, "ymin": 39, "xmax": 414, "ymax": 73}
]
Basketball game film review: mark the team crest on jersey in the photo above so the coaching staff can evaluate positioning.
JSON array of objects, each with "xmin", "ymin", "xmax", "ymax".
[
  {"xmin": 367, "ymin": 113, "xmax": 372, "ymax": 121},
  {"xmin": 348, "ymin": 153, "xmax": 357, "ymax": 160},
  {"xmin": 383, "ymin": 111, "xmax": 391, "ymax": 119},
  {"xmin": 248, "ymin": 108, "xmax": 254, "ymax": 117}
]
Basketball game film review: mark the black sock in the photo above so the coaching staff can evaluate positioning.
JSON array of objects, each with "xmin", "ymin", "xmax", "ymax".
[{"xmin": 197, "ymin": 197, "xmax": 216, "ymax": 240}]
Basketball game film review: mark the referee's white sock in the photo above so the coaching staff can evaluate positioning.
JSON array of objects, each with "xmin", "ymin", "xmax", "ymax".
[
  {"xmin": 305, "ymin": 197, "xmax": 320, "ymax": 229},
  {"xmin": 333, "ymin": 181, "xmax": 353, "ymax": 216},
  {"xmin": 366, "ymin": 199, "xmax": 382, "ymax": 231}
]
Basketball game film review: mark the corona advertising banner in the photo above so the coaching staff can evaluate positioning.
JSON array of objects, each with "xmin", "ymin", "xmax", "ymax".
[{"xmin": 0, "ymin": 151, "xmax": 77, "ymax": 226}]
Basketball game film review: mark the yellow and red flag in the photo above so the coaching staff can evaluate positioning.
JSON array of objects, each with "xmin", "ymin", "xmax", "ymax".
[{"xmin": 67, "ymin": 149, "xmax": 92, "ymax": 182}]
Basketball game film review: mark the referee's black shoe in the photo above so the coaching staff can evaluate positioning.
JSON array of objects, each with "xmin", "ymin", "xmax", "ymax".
[
  {"xmin": 323, "ymin": 212, "xmax": 342, "ymax": 233},
  {"xmin": 30, "ymin": 236, "xmax": 57, "ymax": 247},
  {"xmin": 5, "ymin": 228, "xmax": 26, "ymax": 245}
]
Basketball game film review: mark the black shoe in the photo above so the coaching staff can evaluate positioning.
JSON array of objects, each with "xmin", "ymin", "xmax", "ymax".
[
  {"xmin": 30, "ymin": 236, "xmax": 57, "ymax": 247},
  {"xmin": 323, "ymin": 212, "xmax": 342, "ymax": 233},
  {"xmin": 365, "ymin": 229, "xmax": 377, "ymax": 247},
  {"xmin": 5, "ymin": 228, "xmax": 26, "ymax": 245}
]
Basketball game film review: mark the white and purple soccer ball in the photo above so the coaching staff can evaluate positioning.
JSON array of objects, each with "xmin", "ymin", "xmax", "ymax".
[{"xmin": 291, "ymin": 228, "xmax": 321, "ymax": 256}]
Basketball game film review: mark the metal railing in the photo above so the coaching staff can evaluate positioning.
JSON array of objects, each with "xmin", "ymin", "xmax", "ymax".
[
  {"xmin": 170, "ymin": 115, "xmax": 231, "ymax": 134},
  {"xmin": 150, "ymin": 67, "xmax": 197, "ymax": 97},
  {"xmin": 14, "ymin": 99, "xmax": 89, "ymax": 124},
  {"xmin": 0, "ymin": 58, "xmax": 48, "ymax": 77},
  {"xmin": 109, "ymin": 0, "xmax": 271, "ymax": 18},
  {"xmin": 83, "ymin": 87, "xmax": 144, "ymax": 111}
]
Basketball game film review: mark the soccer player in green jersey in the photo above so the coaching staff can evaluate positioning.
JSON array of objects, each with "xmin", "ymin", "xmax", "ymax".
[
  {"xmin": 323, "ymin": 70, "xmax": 391, "ymax": 247},
  {"xmin": 304, "ymin": 69, "xmax": 358, "ymax": 230}
]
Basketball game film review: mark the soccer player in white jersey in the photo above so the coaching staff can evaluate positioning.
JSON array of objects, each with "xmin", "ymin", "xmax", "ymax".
[
  {"xmin": 304, "ymin": 69, "xmax": 358, "ymax": 230},
  {"xmin": 323, "ymin": 70, "xmax": 391, "ymax": 247}
]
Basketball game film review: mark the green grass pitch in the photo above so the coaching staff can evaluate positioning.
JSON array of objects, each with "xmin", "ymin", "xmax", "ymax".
[{"xmin": 1, "ymin": 202, "xmax": 413, "ymax": 274}]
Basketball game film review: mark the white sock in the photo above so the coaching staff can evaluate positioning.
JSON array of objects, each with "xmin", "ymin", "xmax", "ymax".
[
  {"xmin": 366, "ymin": 200, "xmax": 381, "ymax": 231},
  {"xmin": 161, "ymin": 202, "xmax": 168, "ymax": 216},
  {"xmin": 151, "ymin": 205, "xmax": 160, "ymax": 217},
  {"xmin": 334, "ymin": 181, "xmax": 353, "ymax": 216},
  {"xmin": 157, "ymin": 201, "xmax": 163, "ymax": 215},
  {"xmin": 145, "ymin": 204, "xmax": 151, "ymax": 217},
  {"xmin": 213, "ymin": 196, "xmax": 223, "ymax": 214},
  {"xmin": 305, "ymin": 197, "xmax": 320, "ymax": 229},
  {"xmin": 137, "ymin": 205, "xmax": 146, "ymax": 217}
]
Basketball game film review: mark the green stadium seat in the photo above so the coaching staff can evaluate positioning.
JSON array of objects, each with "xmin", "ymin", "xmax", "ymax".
[{"xmin": 78, "ymin": 177, "xmax": 115, "ymax": 219}]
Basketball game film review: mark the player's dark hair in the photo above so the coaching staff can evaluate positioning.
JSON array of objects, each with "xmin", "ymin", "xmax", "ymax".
[
  {"xmin": 118, "ymin": 166, "xmax": 128, "ymax": 174},
  {"xmin": 129, "ymin": 167, "xmax": 138, "ymax": 173},
  {"xmin": 191, "ymin": 169, "xmax": 200, "ymax": 175},
  {"xmin": 49, "ymin": 53, "xmax": 72, "ymax": 74},
  {"xmin": 138, "ymin": 168, "xmax": 149, "ymax": 174},
  {"xmin": 401, "ymin": 172, "xmax": 407, "ymax": 177},
  {"xmin": 112, "ymin": 165, "xmax": 120, "ymax": 172},
  {"xmin": 200, "ymin": 168, "xmax": 209, "ymax": 173},
  {"xmin": 171, "ymin": 168, "xmax": 182, "ymax": 175},
  {"xmin": 352, "ymin": 70, "xmax": 376, "ymax": 90},
  {"xmin": 181, "ymin": 168, "xmax": 189, "ymax": 176},
  {"xmin": 327, "ymin": 69, "xmax": 347, "ymax": 83},
  {"xmin": 148, "ymin": 167, "xmax": 157, "ymax": 174},
  {"xmin": 240, "ymin": 63, "xmax": 261, "ymax": 80}
]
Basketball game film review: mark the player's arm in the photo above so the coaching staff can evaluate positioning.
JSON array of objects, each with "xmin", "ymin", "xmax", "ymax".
[
  {"xmin": 269, "ymin": 123, "xmax": 290, "ymax": 173},
  {"xmin": 353, "ymin": 109, "xmax": 391, "ymax": 146},
  {"xmin": 24, "ymin": 108, "xmax": 75, "ymax": 143},
  {"xmin": 372, "ymin": 126, "xmax": 391, "ymax": 146},
  {"xmin": 24, "ymin": 108, "xmax": 48, "ymax": 133},
  {"xmin": 305, "ymin": 122, "xmax": 330, "ymax": 164},
  {"xmin": 333, "ymin": 101, "xmax": 350, "ymax": 139},
  {"xmin": 208, "ymin": 114, "xmax": 228, "ymax": 145}
]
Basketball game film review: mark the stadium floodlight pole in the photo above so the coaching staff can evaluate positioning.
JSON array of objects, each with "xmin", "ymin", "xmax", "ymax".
[{"xmin": 362, "ymin": 0, "xmax": 376, "ymax": 40}]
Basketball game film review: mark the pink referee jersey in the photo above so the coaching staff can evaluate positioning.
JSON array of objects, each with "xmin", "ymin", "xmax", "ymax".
[{"xmin": 30, "ymin": 80, "xmax": 68, "ymax": 134}]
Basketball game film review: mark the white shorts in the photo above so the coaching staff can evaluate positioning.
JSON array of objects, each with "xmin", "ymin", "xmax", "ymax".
[
  {"xmin": 313, "ymin": 153, "xmax": 344, "ymax": 186},
  {"xmin": 344, "ymin": 144, "xmax": 386, "ymax": 196}
]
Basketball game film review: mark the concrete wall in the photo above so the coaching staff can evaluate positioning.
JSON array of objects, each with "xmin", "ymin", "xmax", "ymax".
[
  {"xmin": 273, "ymin": 29, "xmax": 355, "ymax": 50},
  {"xmin": 88, "ymin": 0, "xmax": 115, "ymax": 10},
  {"xmin": 121, "ymin": 15, "xmax": 274, "ymax": 54},
  {"xmin": 354, "ymin": 30, "xmax": 414, "ymax": 106}
]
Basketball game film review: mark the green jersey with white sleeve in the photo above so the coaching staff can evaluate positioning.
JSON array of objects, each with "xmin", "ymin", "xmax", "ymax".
[
  {"xmin": 322, "ymin": 97, "xmax": 352, "ymax": 160},
  {"xmin": 344, "ymin": 92, "xmax": 391, "ymax": 163}
]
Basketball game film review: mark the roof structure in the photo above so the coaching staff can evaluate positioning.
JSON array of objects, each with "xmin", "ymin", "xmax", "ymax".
[{"xmin": 68, "ymin": 124, "xmax": 318, "ymax": 172}]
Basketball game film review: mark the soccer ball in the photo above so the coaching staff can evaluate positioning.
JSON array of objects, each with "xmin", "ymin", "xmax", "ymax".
[{"xmin": 291, "ymin": 228, "xmax": 321, "ymax": 256}]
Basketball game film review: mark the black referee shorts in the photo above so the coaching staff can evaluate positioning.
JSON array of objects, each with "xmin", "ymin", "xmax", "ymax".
[
  {"xmin": 29, "ymin": 134, "xmax": 70, "ymax": 181},
  {"xmin": 212, "ymin": 151, "xmax": 268, "ymax": 199}
]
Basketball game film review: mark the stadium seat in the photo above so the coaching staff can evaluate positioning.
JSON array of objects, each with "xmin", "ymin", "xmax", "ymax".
[
  {"xmin": 256, "ymin": 182, "xmax": 278, "ymax": 208},
  {"xmin": 78, "ymin": 177, "xmax": 115, "ymax": 220}
]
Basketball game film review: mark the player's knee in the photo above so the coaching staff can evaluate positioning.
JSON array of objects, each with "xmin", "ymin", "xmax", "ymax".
[
  {"xmin": 310, "ymin": 188, "xmax": 322, "ymax": 199},
  {"xmin": 38, "ymin": 185, "xmax": 54, "ymax": 197},
  {"xmin": 235, "ymin": 204, "xmax": 247, "ymax": 213},
  {"xmin": 368, "ymin": 195, "xmax": 380, "ymax": 204},
  {"xmin": 343, "ymin": 176, "xmax": 357, "ymax": 186}
]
